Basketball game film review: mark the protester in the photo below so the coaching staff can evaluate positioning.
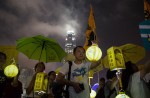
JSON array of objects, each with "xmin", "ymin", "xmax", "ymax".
[
  {"xmin": 44, "ymin": 71, "xmax": 56, "ymax": 98},
  {"xmin": 0, "ymin": 52, "xmax": 9, "ymax": 97},
  {"xmin": 3, "ymin": 70, "xmax": 23, "ymax": 98},
  {"xmin": 25, "ymin": 62, "xmax": 46, "ymax": 98},
  {"xmin": 128, "ymin": 60, "xmax": 150, "ymax": 98},
  {"xmin": 121, "ymin": 61, "xmax": 138, "ymax": 93},
  {"xmin": 56, "ymin": 46, "xmax": 101, "ymax": 98},
  {"xmin": 95, "ymin": 77, "xmax": 105, "ymax": 98},
  {"xmin": 104, "ymin": 69, "xmax": 118, "ymax": 98}
]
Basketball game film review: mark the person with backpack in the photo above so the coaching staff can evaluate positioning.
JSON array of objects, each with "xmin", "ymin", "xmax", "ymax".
[
  {"xmin": 95, "ymin": 77, "xmax": 105, "ymax": 98},
  {"xmin": 56, "ymin": 46, "xmax": 101, "ymax": 98}
]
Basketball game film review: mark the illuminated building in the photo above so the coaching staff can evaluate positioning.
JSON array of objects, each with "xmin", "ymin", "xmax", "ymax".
[{"xmin": 65, "ymin": 31, "xmax": 76, "ymax": 53}]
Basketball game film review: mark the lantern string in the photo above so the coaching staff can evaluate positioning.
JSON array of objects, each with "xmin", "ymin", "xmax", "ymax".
[{"xmin": 10, "ymin": 58, "xmax": 16, "ymax": 65}]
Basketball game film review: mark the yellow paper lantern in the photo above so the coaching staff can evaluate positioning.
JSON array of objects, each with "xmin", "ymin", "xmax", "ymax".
[
  {"xmin": 4, "ymin": 64, "xmax": 18, "ymax": 78},
  {"xmin": 115, "ymin": 92, "xmax": 130, "ymax": 98},
  {"xmin": 90, "ymin": 89, "xmax": 97, "ymax": 98},
  {"xmin": 86, "ymin": 44, "xmax": 102, "ymax": 61},
  {"xmin": 107, "ymin": 47, "xmax": 125, "ymax": 71},
  {"xmin": 34, "ymin": 72, "xmax": 48, "ymax": 95}
]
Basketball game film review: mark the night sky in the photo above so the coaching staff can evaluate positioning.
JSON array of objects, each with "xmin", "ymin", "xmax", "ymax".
[{"xmin": 0, "ymin": 0, "xmax": 149, "ymax": 84}]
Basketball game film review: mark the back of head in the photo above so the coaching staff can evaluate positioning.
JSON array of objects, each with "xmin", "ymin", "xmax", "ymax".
[
  {"xmin": 48, "ymin": 71, "xmax": 55, "ymax": 76},
  {"xmin": 106, "ymin": 69, "xmax": 116, "ymax": 80},
  {"xmin": 0, "ymin": 52, "xmax": 6, "ymax": 60},
  {"xmin": 100, "ymin": 77, "xmax": 105, "ymax": 82},
  {"xmin": 143, "ymin": 60, "xmax": 150, "ymax": 74},
  {"xmin": 122, "ymin": 61, "xmax": 138, "ymax": 90},
  {"xmin": 0, "ymin": 52, "xmax": 7, "ymax": 67}
]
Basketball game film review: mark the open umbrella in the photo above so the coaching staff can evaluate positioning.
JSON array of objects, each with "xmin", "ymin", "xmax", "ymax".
[
  {"xmin": 119, "ymin": 43, "xmax": 145, "ymax": 63},
  {"xmin": 16, "ymin": 35, "xmax": 67, "ymax": 63}
]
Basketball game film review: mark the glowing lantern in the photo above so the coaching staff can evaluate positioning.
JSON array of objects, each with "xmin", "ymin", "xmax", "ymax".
[
  {"xmin": 34, "ymin": 72, "xmax": 48, "ymax": 95},
  {"xmin": 115, "ymin": 91, "xmax": 130, "ymax": 98},
  {"xmin": 86, "ymin": 44, "xmax": 102, "ymax": 61},
  {"xmin": 4, "ymin": 64, "xmax": 18, "ymax": 78},
  {"xmin": 90, "ymin": 89, "xmax": 96, "ymax": 98}
]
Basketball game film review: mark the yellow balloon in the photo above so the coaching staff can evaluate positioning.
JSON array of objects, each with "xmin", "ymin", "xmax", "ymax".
[
  {"xmin": 4, "ymin": 64, "xmax": 18, "ymax": 78},
  {"xmin": 86, "ymin": 44, "xmax": 102, "ymax": 61}
]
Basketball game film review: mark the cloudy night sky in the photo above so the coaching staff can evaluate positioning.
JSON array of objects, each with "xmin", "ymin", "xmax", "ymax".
[{"xmin": 0, "ymin": 0, "xmax": 149, "ymax": 82}]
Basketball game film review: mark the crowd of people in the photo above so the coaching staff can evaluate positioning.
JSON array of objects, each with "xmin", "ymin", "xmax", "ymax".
[
  {"xmin": 0, "ymin": 45, "xmax": 150, "ymax": 98},
  {"xmin": 95, "ymin": 61, "xmax": 150, "ymax": 98}
]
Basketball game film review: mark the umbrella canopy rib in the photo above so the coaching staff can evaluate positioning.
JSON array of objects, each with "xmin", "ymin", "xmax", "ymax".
[
  {"xmin": 39, "ymin": 41, "xmax": 45, "ymax": 62},
  {"xmin": 45, "ymin": 43, "xmax": 62, "ymax": 62}
]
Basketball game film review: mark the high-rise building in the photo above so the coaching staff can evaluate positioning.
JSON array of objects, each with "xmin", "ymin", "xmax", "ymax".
[{"xmin": 65, "ymin": 31, "xmax": 76, "ymax": 53}]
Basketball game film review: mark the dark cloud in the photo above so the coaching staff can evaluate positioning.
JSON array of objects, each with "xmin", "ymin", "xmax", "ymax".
[
  {"xmin": 0, "ymin": 0, "xmax": 149, "ymax": 72},
  {"xmin": 0, "ymin": 0, "xmax": 88, "ymax": 45}
]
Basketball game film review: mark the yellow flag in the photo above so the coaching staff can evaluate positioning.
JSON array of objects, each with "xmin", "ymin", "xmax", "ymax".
[
  {"xmin": 0, "ymin": 46, "xmax": 18, "ymax": 67},
  {"xmin": 88, "ymin": 5, "xmax": 96, "ymax": 30},
  {"xmin": 84, "ymin": 5, "xmax": 98, "ymax": 50},
  {"xmin": 144, "ymin": 0, "xmax": 150, "ymax": 20}
]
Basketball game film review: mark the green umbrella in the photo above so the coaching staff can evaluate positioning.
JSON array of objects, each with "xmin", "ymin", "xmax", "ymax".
[{"xmin": 16, "ymin": 35, "xmax": 67, "ymax": 62}]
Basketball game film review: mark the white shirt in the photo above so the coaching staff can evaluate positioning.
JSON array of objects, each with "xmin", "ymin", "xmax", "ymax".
[
  {"xmin": 60, "ymin": 61, "xmax": 91, "ymax": 98},
  {"xmin": 130, "ymin": 71, "xmax": 150, "ymax": 98}
]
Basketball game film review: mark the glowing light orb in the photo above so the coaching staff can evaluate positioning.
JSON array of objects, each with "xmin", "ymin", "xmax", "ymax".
[
  {"xmin": 116, "ymin": 94, "xmax": 130, "ymax": 98},
  {"xmin": 86, "ymin": 44, "xmax": 102, "ymax": 61},
  {"xmin": 116, "ymin": 92, "xmax": 130, "ymax": 98},
  {"xmin": 90, "ymin": 89, "xmax": 97, "ymax": 98},
  {"xmin": 4, "ymin": 64, "xmax": 18, "ymax": 78}
]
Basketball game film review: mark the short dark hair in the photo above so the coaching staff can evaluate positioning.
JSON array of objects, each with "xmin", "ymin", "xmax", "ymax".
[
  {"xmin": 100, "ymin": 77, "xmax": 105, "ymax": 82},
  {"xmin": 73, "ymin": 46, "xmax": 85, "ymax": 54},
  {"xmin": 106, "ymin": 69, "xmax": 116, "ymax": 79},
  {"xmin": 34, "ymin": 62, "xmax": 45, "ymax": 70},
  {"xmin": 48, "ymin": 71, "xmax": 55, "ymax": 76},
  {"xmin": 0, "ymin": 52, "xmax": 7, "ymax": 60}
]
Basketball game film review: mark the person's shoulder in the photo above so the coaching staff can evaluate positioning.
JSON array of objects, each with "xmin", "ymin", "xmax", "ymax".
[
  {"xmin": 83, "ymin": 60, "xmax": 91, "ymax": 65},
  {"xmin": 132, "ymin": 71, "xmax": 140, "ymax": 77},
  {"xmin": 18, "ymin": 80, "xmax": 22, "ymax": 85},
  {"xmin": 131, "ymin": 71, "xmax": 141, "ymax": 82},
  {"xmin": 0, "ymin": 69, "xmax": 4, "ymax": 74}
]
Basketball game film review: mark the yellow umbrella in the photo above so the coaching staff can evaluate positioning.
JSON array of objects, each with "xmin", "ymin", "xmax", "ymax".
[
  {"xmin": 102, "ymin": 56, "xmax": 110, "ymax": 68},
  {"xmin": 119, "ymin": 44, "xmax": 145, "ymax": 63},
  {"xmin": 62, "ymin": 53, "xmax": 75, "ymax": 62},
  {"xmin": 55, "ymin": 67, "xmax": 61, "ymax": 75},
  {"xmin": 89, "ymin": 60, "xmax": 104, "ymax": 77}
]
